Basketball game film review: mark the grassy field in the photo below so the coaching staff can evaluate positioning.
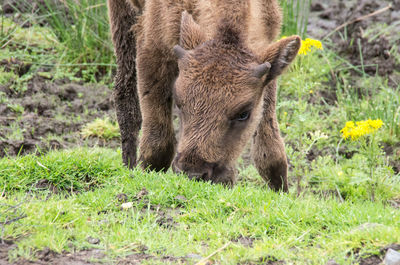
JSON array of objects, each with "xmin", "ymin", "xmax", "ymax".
[
  {"xmin": 1, "ymin": 148, "xmax": 399, "ymax": 264},
  {"xmin": 1, "ymin": 0, "xmax": 400, "ymax": 264}
]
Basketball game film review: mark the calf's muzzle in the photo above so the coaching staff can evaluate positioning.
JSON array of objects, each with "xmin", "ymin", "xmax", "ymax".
[{"xmin": 172, "ymin": 152, "xmax": 235, "ymax": 185}]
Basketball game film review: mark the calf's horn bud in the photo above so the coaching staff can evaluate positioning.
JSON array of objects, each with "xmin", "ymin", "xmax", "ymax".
[
  {"xmin": 173, "ymin": 45, "xmax": 187, "ymax": 59},
  {"xmin": 252, "ymin": 62, "xmax": 271, "ymax": 79}
]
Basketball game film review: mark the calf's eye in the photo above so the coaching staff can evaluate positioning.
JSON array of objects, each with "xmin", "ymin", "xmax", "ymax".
[{"xmin": 235, "ymin": 111, "xmax": 250, "ymax": 121}]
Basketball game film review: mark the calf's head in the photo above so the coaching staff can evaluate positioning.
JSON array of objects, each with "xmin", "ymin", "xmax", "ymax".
[{"xmin": 172, "ymin": 12, "xmax": 301, "ymax": 185}]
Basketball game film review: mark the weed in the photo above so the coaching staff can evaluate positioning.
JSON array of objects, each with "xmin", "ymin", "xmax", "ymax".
[
  {"xmin": 6, "ymin": 103, "xmax": 24, "ymax": 114},
  {"xmin": 0, "ymin": 91, "xmax": 7, "ymax": 104},
  {"xmin": 81, "ymin": 117, "xmax": 120, "ymax": 140},
  {"xmin": 5, "ymin": 122, "xmax": 25, "ymax": 141},
  {"xmin": 0, "ymin": 68, "xmax": 17, "ymax": 85}
]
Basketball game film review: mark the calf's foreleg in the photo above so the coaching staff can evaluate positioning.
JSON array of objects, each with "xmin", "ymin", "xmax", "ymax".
[
  {"xmin": 136, "ymin": 47, "xmax": 178, "ymax": 171},
  {"xmin": 252, "ymin": 80, "xmax": 289, "ymax": 192}
]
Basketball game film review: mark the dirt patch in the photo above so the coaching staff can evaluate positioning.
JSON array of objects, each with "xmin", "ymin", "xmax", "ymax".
[
  {"xmin": 0, "ymin": 242, "xmax": 187, "ymax": 265},
  {"xmin": 352, "ymin": 243, "xmax": 400, "ymax": 265},
  {"xmin": 116, "ymin": 188, "xmax": 183, "ymax": 229},
  {"xmin": 388, "ymin": 198, "xmax": 400, "ymax": 209},
  {"xmin": 241, "ymin": 255, "xmax": 285, "ymax": 265},
  {"xmin": 155, "ymin": 210, "xmax": 180, "ymax": 229},
  {"xmin": 0, "ymin": 59, "xmax": 32, "ymax": 77},
  {"xmin": 0, "ymin": 72, "xmax": 119, "ymax": 158},
  {"xmin": 0, "ymin": 244, "xmax": 106, "ymax": 265},
  {"xmin": 34, "ymin": 179, "xmax": 59, "ymax": 194},
  {"xmin": 2, "ymin": 0, "xmax": 46, "ymax": 15},
  {"xmin": 0, "ymin": 240, "xmax": 17, "ymax": 265},
  {"xmin": 358, "ymin": 255, "xmax": 382, "ymax": 265},
  {"xmin": 232, "ymin": 236, "xmax": 255, "ymax": 248},
  {"xmin": 308, "ymin": 0, "xmax": 400, "ymax": 78},
  {"xmin": 118, "ymin": 253, "xmax": 186, "ymax": 265},
  {"xmin": 389, "ymin": 158, "xmax": 400, "ymax": 175},
  {"xmin": 383, "ymin": 142, "xmax": 400, "ymax": 174}
]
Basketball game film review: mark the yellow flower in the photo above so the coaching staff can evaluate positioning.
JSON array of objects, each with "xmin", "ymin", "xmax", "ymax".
[
  {"xmin": 368, "ymin": 119, "xmax": 384, "ymax": 129},
  {"xmin": 298, "ymin": 38, "xmax": 323, "ymax": 55},
  {"xmin": 340, "ymin": 119, "xmax": 383, "ymax": 140}
]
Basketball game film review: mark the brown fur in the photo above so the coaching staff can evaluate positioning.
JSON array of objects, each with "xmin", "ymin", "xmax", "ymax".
[{"xmin": 108, "ymin": 0, "xmax": 301, "ymax": 191}]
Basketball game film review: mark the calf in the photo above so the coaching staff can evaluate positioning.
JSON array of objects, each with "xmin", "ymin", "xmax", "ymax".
[{"xmin": 107, "ymin": 0, "xmax": 301, "ymax": 191}]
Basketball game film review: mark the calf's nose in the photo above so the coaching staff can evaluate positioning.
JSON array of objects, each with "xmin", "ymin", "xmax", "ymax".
[{"xmin": 172, "ymin": 153, "xmax": 213, "ymax": 181}]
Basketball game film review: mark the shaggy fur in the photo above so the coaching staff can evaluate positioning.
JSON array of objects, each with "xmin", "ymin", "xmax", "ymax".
[{"xmin": 108, "ymin": 0, "xmax": 301, "ymax": 191}]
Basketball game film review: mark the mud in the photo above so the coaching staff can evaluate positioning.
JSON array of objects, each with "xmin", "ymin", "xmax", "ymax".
[
  {"xmin": 383, "ymin": 143, "xmax": 400, "ymax": 174},
  {"xmin": 352, "ymin": 244, "xmax": 400, "ymax": 265},
  {"xmin": 232, "ymin": 236, "xmax": 255, "ymax": 248},
  {"xmin": 389, "ymin": 198, "xmax": 400, "ymax": 209},
  {"xmin": 116, "ymin": 188, "xmax": 182, "ymax": 229},
  {"xmin": 0, "ymin": 243, "xmax": 186, "ymax": 265},
  {"xmin": 241, "ymin": 255, "xmax": 284, "ymax": 265},
  {"xmin": 308, "ymin": 0, "xmax": 400, "ymax": 78},
  {"xmin": 0, "ymin": 71, "xmax": 119, "ymax": 158}
]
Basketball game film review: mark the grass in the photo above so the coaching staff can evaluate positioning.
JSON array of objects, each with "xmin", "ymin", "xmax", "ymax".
[
  {"xmin": 1, "ymin": 148, "xmax": 399, "ymax": 264},
  {"xmin": 0, "ymin": 3, "xmax": 113, "ymax": 85},
  {"xmin": 39, "ymin": 0, "xmax": 114, "ymax": 82},
  {"xmin": 279, "ymin": 0, "xmax": 311, "ymax": 38}
]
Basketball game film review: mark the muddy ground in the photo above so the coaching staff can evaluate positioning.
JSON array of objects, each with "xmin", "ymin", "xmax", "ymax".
[
  {"xmin": 1, "ymin": 239, "xmax": 399, "ymax": 265},
  {"xmin": 308, "ymin": 0, "xmax": 400, "ymax": 80},
  {"xmin": 0, "ymin": 240, "xmax": 188, "ymax": 265},
  {"xmin": 0, "ymin": 70, "xmax": 119, "ymax": 157}
]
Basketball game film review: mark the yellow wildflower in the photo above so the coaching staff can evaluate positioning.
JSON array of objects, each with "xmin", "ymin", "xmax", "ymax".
[
  {"xmin": 340, "ymin": 119, "xmax": 383, "ymax": 140},
  {"xmin": 368, "ymin": 119, "xmax": 384, "ymax": 129},
  {"xmin": 298, "ymin": 38, "xmax": 323, "ymax": 55}
]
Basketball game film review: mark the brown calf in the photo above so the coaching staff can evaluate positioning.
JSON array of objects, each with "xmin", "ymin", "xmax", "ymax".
[{"xmin": 107, "ymin": 0, "xmax": 301, "ymax": 191}]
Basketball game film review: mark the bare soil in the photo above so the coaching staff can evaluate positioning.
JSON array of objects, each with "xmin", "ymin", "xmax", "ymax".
[
  {"xmin": 357, "ymin": 244, "xmax": 400, "ymax": 265},
  {"xmin": 0, "ymin": 70, "xmax": 118, "ymax": 158},
  {"xmin": 0, "ymin": 241, "xmax": 186, "ymax": 265},
  {"xmin": 308, "ymin": 0, "xmax": 400, "ymax": 79}
]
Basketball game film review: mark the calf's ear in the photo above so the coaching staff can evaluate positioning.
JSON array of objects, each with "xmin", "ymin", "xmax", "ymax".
[
  {"xmin": 257, "ymin": 35, "xmax": 301, "ymax": 85},
  {"xmin": 179, "ymin": 11, "xmax": 206, "ymax": 50}
]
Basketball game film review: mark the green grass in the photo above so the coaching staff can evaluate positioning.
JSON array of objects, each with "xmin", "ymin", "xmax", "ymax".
[
  {"xmin": 1, "ymin": 148, "xmax": 399, "ymax": 264},
  {"xmin": 0, "ymin": 3, "xmax": 113, "ymax": 84},
  {"xmin": 279, "ymin": 0, "xmax": 311, "ymax": 38},
  {"xmin": 39, "ymin": 0, "xmax": 115, "ymax": 82}
]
